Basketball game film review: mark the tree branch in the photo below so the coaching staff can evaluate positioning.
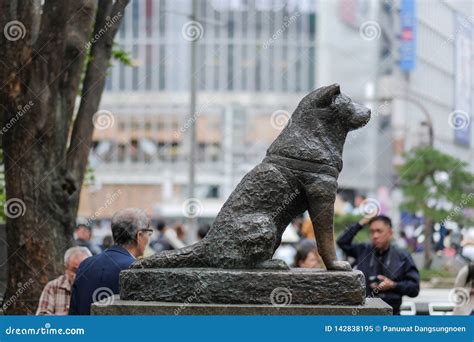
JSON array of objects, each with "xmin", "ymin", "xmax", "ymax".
[
  {"xmin": 66, "ymin": 0, "xmax": 129, "ymax": 186},
  {"xmin": 0, "ymin": 0, "xmax": 38, "ymax": 106},
  {"xmin": 54, "ymin": 0, "xmax": 97, "ymax": 161},
  {"xmin": 34, "ymin": 0, "xmax": 71, "ymax": 59}
]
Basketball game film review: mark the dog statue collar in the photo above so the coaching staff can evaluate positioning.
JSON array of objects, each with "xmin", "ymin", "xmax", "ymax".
[{"xmin": 263, "ymin": 154, "xmax": 339, "ymax": 178}]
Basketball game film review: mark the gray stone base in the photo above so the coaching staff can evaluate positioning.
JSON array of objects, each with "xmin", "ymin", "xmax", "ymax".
[
  {"xmin": 92, "ymin": 296, "xmax": 392, "ymax": 315},
  {"xmin": 120, "ymin": 268, "xmax": 366, "ymax": 305}
]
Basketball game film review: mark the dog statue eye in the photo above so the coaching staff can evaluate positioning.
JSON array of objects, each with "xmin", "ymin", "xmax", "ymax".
[{"xmin": 333, "ymin": 95, "xmax": 351, "ymax": 108}]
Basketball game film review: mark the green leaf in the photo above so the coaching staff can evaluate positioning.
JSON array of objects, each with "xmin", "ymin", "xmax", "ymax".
[
  {"xmin": 111, "ymin": 43, "xmax": 133, "ymax": 67},
  {"xmin": 398, "ymin": 146, "xmax": 474, "ymax": 226}
]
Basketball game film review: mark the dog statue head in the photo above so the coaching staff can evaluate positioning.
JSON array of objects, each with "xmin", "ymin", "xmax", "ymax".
[
  {"xmin": 267, "ymin": 84, "xmax": 371, "ymax": 171},
  {"xmin": 294, "ymin": 83, "xmax": 371, "ymax": 132}
]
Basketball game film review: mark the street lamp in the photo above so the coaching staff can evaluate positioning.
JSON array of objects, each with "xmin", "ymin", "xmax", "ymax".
[{"xmin": 377, "ymin": 94, "xmax": 434, "ymax": 147}]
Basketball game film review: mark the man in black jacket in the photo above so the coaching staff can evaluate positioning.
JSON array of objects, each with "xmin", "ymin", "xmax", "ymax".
[
  {"xmin": 337, "ymin": 215, "xmax": 420, "ymax": 315},
  {"xmin": 69, "ymin": 208, "xmax": 152, "ymax": 315}
]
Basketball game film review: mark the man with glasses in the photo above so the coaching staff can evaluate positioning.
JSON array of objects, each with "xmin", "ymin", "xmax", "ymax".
[
  {"xmin": 69, "ymin": 208, "xmax": 152, "ymax": 315},
  {"xmin": 337, "ymin": 215, "xmax": 420, "ymax": 315}
]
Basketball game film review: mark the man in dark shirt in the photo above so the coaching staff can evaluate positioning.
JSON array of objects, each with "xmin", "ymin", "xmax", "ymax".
[
  {"xmin": 69, "ymin": 208, "xmax": 152, "ymax": 315},
  {"xmin": 73, "ymin": 224, "xmax": 101, "ymax": 255},
  {"xmin": 337, "ymin": 215, "xmax": 420, "ymax": 315}
]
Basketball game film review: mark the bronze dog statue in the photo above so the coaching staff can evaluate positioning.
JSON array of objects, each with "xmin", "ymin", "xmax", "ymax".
[{"xmin": 131, "ymin": 84, "xmax": 371, "ymax": 271}]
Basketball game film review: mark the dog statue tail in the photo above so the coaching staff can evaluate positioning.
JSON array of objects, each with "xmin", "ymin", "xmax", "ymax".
[{"xmin": 129, "ymin": 241, "xmax": 207, "ymax": 269}]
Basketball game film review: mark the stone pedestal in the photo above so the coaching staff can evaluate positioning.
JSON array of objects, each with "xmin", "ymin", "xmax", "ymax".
[
  {"xmin": 92, "ymin": 296, "xmax": 392, "ymax": 315},
  {"xmin": 102, "ymin": 268, "xmax": 392, "ymax": 315},
  {"xmin": 120, "ymin": 268, "xmax": 366, "ymax": 305}
]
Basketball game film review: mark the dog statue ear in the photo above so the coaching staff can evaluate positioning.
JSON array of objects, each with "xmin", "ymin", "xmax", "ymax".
[{"xmin": 315, "ymin": 84, "xmax": 341, "ymax": 107}]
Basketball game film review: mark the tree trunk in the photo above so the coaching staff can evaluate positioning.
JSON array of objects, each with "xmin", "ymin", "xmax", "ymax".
[
  {"xmin": 423, "ymin": 217, "xmax": 433, "ymax": 269},
  {"xmin": 3, "ymin": 142, "xmax": 77, "ymax": 314},
  {"xmin": 0, "ymin": 0, "xmax": 129, "ymax": 314}
]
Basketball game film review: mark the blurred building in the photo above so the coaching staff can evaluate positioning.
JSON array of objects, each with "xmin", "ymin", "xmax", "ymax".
[
  {"xmin": 78, "ymin": 0, "xmax": 474, "ymax": 227},
  {"xmin": 79, "ymin": 0, "xmax": 318, "ymax": 223}
]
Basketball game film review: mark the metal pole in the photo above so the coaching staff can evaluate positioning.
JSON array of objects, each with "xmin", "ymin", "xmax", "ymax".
[
  {"xmin": 399, "ymin": 95, "xmax": 433, "ymax": 147},
  {"xmin": 378, "ymin": 94, "xmax": 434, "ymax": 147},
  {"xmin": 188, "ymin": 0, "xmax": 198, "ymax": 243}
]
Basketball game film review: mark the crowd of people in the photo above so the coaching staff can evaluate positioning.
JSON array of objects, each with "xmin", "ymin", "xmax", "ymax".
[{"xmin": 35, "ymin": 208, "xmax": 473, "ymax": 316}]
